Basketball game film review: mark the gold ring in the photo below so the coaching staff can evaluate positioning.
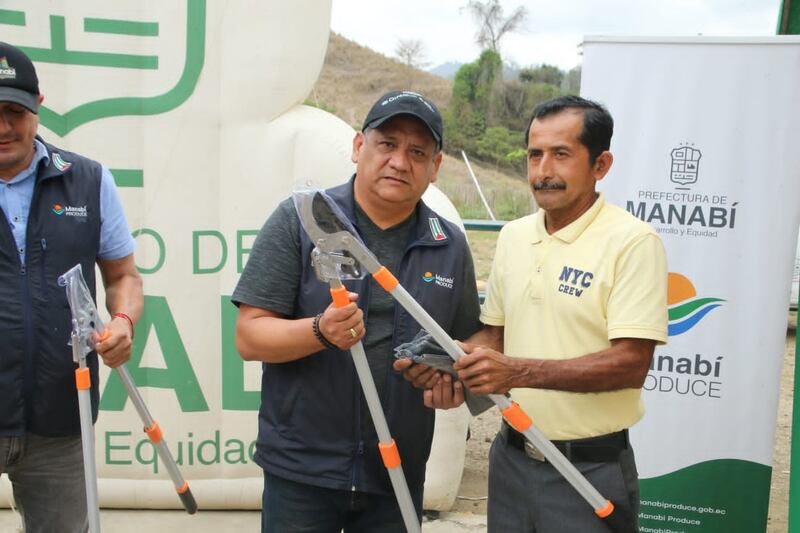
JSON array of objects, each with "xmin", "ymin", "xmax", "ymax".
[{"xmin": 349, "ymin": 328, "xmax": 358, "ymax": 338}]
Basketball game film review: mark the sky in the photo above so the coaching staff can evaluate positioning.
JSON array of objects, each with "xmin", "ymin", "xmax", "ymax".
[{"xmin": 330, "ymin": 0, "xmax": 782, "ymax": 71}]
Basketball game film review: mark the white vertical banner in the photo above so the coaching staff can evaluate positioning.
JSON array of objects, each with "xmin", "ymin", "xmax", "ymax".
[{"xmin": 582, "ymin": 37, "xmax": 800, "ymax": 532}]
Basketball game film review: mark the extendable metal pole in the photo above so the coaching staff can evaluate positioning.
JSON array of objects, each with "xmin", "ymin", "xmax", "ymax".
[
  {"xmin": 116, "ymin": 365, "xmax": 197, "ymax": 514},
  {"xmin": 73, "ymin": 332, "xmax": 101, "ymax": 533},
  {"xmin": 329, "ymin": 279, "xmax": 421, "ymax": 533},
  {"xmin": 60, "ymin": 264, "xmax": 197, "ymax": 517}
]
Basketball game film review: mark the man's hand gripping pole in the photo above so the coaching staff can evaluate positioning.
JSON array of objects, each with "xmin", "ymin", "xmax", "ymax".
[{"xmin": 59, "ymin": 264, "xmax": 198, "ymax": 516}]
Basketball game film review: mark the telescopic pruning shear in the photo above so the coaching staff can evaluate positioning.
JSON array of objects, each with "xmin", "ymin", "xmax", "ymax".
[
  {"xmin": 294, "ymin": 189, "xmax": 421, "ymax": 533},
  {"xmin": 294, "ymin": 189, "xmax": 634, "ymax": 533},
  {"xmin": 59, "ymin": 264, "xmax": 197, "ymax": 533}
]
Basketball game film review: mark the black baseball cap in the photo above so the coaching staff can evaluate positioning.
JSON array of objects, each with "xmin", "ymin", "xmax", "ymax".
[
  {"xmin": 0, "ymin": 41, "xmax": 40, "ymax": 114},
  {"xmin": 362, "ymin": 91, "xmax": 443, "ymax": 150}
]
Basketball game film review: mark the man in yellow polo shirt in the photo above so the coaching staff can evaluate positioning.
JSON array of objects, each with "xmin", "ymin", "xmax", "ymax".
[{"xmin": 454, "ymin": 95, "xmax": 668, "ymax": 532}]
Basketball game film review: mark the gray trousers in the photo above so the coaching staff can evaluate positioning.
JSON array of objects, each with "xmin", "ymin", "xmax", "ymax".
[
  {"xmin": 488, "ymin": 430, "xmax": 640, "ymax": 533},
  {"xmin": 0, "ymin": 433, "xmax": 89, "ymax": 533}
]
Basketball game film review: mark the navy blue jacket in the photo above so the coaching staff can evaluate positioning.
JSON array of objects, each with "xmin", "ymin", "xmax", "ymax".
[
  {"xmin": 0, "ymin": 138, "xmax": 101, "ymax": 437},
  {"xmin": 254, "ymin": 180, "xmax": 478, "ymax": 495}
]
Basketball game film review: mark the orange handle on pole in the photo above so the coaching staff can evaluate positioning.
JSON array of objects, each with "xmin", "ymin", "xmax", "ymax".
[
  {"xmin": 330, "ymin": 287, "xmax": 350, "ymax": 308},
  {"xmin": 379, "ymin": 440, "xmax": 402, "ymax": 469},
  {"xmin": 501, "ymin": 401, "xmax": 533, "ymax": 433},
  {"xmin": 75, "ymin": 368, "xmax": 91, "ymax": 390}
]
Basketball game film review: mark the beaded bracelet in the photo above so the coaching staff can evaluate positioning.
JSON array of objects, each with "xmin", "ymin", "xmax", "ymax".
[
  {"xmin": 312, "ymin": 313, "xmax": 337, "ymax": 350},
  {"xmin": 112, "ymin": 312, "xmax": 135, "ymax": 339}
]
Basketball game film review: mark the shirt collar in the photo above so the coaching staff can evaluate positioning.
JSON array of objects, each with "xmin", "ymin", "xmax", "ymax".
[
  {"xmin": 531, "ymin": 193, "xmax": 606, "ymax": 244},
  {"xmin": 7, "ymin": 139, "xmax": 50, "ymax": 185},
  {"xmin": 331, "ymin": 174, "xmax": 447, "ymax": 247}
]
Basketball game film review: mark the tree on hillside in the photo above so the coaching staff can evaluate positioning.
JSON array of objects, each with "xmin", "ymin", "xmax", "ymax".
[
  {"xmin": 452, "ymin": 49, "xmax": 501, "ymax": 112},
  {"xmin": 446, "ymin": 49, "xmax": 502, "ymax": 151},
  {"xmin": 460, "ymin": 1, "xmax": 527, "ymax": 131},
  {"xmin": 475, "ymin": 126, "xmax": 525, "ymax": 170},
  {"xmin": 464, "ymin": 0, "xmax": 528, "ymax": 52},
  {"xmin": 560, "ymin": 66, "xmax": 581, "ymax": 95},
  {"xmin": 519, "ymin": 64, "xmax": 563, "ymax": 86},
  {"xmin": 493, "ymin": 79, "xmax": 560, "ymax": 132},
  {"xmin": 395, "ymin": 38, "xmax": 429, "ymax": 70},
  {"xmin": 395, "ymin": 38, "xmax": 430, "ymax": 89}
]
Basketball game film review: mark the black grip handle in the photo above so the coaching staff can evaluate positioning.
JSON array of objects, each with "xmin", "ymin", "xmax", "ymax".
[{"xmin": 179, "ymin": 487, "xmax": 198, "ymax": 515}]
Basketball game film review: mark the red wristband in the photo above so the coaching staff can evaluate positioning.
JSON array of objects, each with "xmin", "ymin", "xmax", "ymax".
[{"xmin": 112, "ymin": 312, "xmax": 135, "ymax": 339}]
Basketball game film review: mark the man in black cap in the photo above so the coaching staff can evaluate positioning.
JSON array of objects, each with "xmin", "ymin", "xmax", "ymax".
[
  {"xmin": 233, "ymin": 90, "xmax": 481, "ymax": 531},
  {"xmin": 0, "ymin": 42, "xmax": 142, "ymax": 532}
]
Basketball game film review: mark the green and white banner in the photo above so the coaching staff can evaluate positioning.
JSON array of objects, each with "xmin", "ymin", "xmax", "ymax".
[
  {"xmin": 1, "ymin": 0, "xmax": 471, "ymax": 510},
  {"xmin": 582, "ymin": 37, "xmax": 800, "ymax": 532}
]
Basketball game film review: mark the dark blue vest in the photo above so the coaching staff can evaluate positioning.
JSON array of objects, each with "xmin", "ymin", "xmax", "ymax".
[
  {"xmin": 255, "ymin": 179, "xmax": 472, "ymax": 495},
  {"xmin": 0, "ymin": 137, "xmax": 102, "ymax": 437}
]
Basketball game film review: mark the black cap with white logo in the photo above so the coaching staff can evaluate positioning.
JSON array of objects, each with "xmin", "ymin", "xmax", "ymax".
[
  {"xmin": 0, "ymin": 41, "xmax": 40, "ymax": 114},
  {"xmin": 362, "ymin": 90, "xmax": 443, "ymax": 150}
]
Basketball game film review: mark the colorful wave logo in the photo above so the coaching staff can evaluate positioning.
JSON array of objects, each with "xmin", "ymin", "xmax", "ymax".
[
  {"xmin": 668, "ymin": 272, "xmax": 724, "ymax": 336},
  {"xmin": 52, "ymin": 203, "xmax": 64, "ymax": 215},
  {"xmin": 422, "ymin": 271, "xmax": 434, "ymax": 283}
]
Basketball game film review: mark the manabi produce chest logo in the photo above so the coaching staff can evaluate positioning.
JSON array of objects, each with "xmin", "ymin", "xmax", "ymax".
[
  {"xmin": 2, "ymin": 0, "xmax": 206, "ymax": 137},
  {"xmin": 421, "ymin": 270, "xmax": 454, "ymax": 289},
  {"xmin": 626, "ymin": 143, "xmax": 739, "ymax": 240},
  {"xmin": 644, "ymin": 272, "xmax": 726, "ymax": 399}
]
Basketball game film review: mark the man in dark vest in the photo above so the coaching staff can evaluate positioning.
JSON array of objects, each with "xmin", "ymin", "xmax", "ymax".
[
  {"xmin": 0, "ymin": 42, "xmax": 143, "ymax": 532},
  {"xmin": 233, "ymin": 90, "xmax": 481, "ymax": 532}
]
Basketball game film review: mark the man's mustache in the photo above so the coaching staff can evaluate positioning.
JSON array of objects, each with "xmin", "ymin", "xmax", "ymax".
[{"xmin": 532, "ymin": 181, "xmax": 566, "ymax": 191}]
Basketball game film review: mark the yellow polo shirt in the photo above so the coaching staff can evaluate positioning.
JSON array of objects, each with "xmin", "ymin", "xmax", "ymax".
[{"xmin": 481, "ymin": 194, "xmax": 667, "ymax": 440}]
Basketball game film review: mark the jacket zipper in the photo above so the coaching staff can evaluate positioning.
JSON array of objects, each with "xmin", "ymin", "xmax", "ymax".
[
  {"xmin": 350, "ymin": 440, "xmax": 364, "ymax": 493},
  {"xmin": 39, "ymin": 238, "xmax": 48, "ymax": 300},
  {"xmin": 21, "ymin": 182, "xmax": 44, "ymax": 423},
  {"xmin": 20, "ymin": 242, "xmax": 35, "ymax": 420}
]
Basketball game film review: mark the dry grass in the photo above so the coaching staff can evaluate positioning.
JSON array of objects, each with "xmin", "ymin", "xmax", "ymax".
[
  {"xmin": 437, "ymin": 153, "xmax": 532, "ymax": 221},
  {"xmin": 310, "ymin": 33, "xmax": 453, "ymax": 129},
  {"xmin": 466, "ymin": 230, "xmax": 499, "ymax": 292}
]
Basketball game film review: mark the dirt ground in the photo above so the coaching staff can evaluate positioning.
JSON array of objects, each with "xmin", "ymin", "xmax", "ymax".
[
  {"xmin": 449, "ymin": 308, "xmax": 797, "ymax": 532},
  {"xmin": 767, "ymin": 311, "xmax": 796, "ymax": 532}
]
